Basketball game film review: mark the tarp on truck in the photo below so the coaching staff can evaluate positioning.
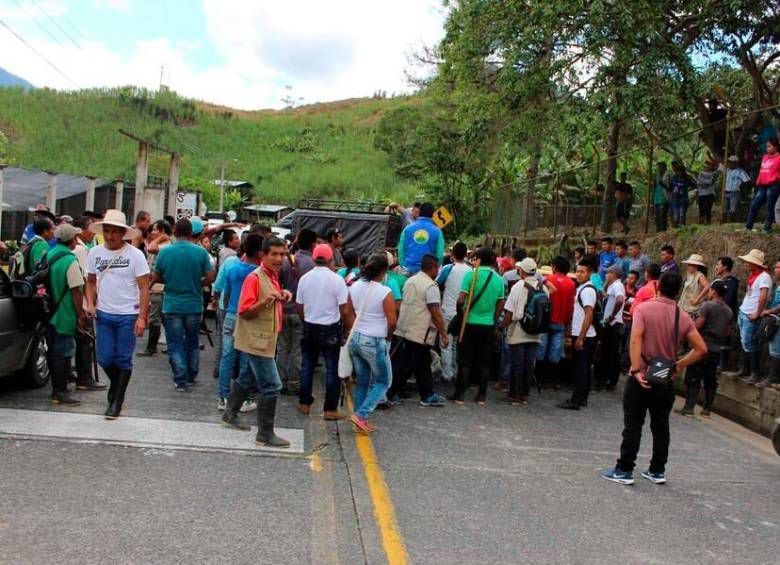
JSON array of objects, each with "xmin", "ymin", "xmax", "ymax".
[{"xmin": 293, "ymin": 209, "xmax": 403, "ymax": 258}]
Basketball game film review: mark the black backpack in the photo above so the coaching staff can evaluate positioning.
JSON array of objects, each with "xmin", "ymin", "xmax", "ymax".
[
  {"xmin": 577, "ymin": 283, "xmax": 603, "ymax": 333},
  {"xmin": 520, "ymin": 281, "xmax": 551, "ymax": 335},
  {"xmin": 11, "ymin": 251, "xmax": 72, "ymax": 323}
]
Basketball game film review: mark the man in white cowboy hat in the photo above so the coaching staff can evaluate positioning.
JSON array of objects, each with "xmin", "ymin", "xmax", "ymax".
[
  {"xmin": 736, "ymin": 249, "xmax": 771, "ymax": 384},
  {"xmin": 85, "ymin": 209, "xmax": 150, "ymax": 419}
]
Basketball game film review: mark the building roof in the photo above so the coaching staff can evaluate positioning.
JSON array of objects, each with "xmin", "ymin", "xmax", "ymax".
[
  {"xmin": 243, "ymin": 204, "xmax": 293, "ymax": 213},
  {"xmin": 1, "ymin": 166, "xmax": 108, "ymax": 212},
  {"xmin": 211, "ymin": 179, "xmax": 253, "ymax": 188}
]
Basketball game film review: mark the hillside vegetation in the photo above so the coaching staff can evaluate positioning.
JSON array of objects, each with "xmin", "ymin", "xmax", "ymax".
[{"xmin": 0, "ymin": 86, "xmax": 420, "ymax": 208}]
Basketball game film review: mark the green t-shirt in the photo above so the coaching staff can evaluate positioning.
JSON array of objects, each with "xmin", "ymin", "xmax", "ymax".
[
  {"xmin": 154, "ymin": 241, "xmax": 213, "ymax": 314},
  {"xmin": 460, "ymin": 267, "xmax": 505, "ymax": 325},
  {"xmin": 383, "ymin": 274, "xmax": 402, "ymax": 300},
  {"xmin": 387, "ymin": 271, "xmax": 407, "ymax": 293},
  {"xmin": 47, "ymin": 244, "xmax": 82, "ymax": 335},
  {"xmin": 28, "ymin": 236, "xmax": 50, "ymax": 272}
]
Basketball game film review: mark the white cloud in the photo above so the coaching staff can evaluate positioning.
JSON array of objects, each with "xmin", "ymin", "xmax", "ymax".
[
  {"xmin": 0, "ymin": 0, "xmax": 445, "ymax": 109},
  {"xmin": 95, "ymin": 0, "xmax": 130, "ymax": 12}
]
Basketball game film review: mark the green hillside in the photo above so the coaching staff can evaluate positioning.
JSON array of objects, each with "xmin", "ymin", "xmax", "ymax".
[{"xmin": 0, "ymin": 86, "xmax": 421, "ymax": 208}]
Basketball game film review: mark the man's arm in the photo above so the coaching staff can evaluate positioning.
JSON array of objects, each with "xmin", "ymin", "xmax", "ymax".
[
  {"xmin": 676, "ymin": 328, "xmax": 707, "ymax": 371},
  {"xmin": 494, "ymin": 298, "xmax": 505, "ymax": 323},
  {"xmin": 397, "ymin": 228, "xmax": 406, "ymax": 266},
  {"xmin": 72, "ymin": 287, "xmax": 85, "ymax": 329},
  {"xmin": 751, "ymin": 287, "xmax": 770, "ymax": 320},
  {"xmin": 576, "ymin": 306, "xmax": 593, "ymax": 350},
  {"xmin": 629, "ymin": 320, "xmax": 650, "ymax": 388},
  {"xmin": 135, "ymin": 274, "xmax": 150, "ymax": 336},
  {"xmin": 436, "ymin": 233, "xmax": 445, "ymax": 263},
  {"xmin": 85, "ymin": 273, "xmax": 97, "ymax": 317},
  {"xmin": 608, "ymin": 295, "xmax": 624, "ymax": 324}
]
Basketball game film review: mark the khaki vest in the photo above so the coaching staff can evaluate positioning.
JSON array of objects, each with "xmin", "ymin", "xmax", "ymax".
[
  {"xmin": 394, "ymin": 271, "xmax": 438, "ymax": 346},
  {"xmin": 234, "ymin": 267, "xmax": 279, "ymax": 358}
]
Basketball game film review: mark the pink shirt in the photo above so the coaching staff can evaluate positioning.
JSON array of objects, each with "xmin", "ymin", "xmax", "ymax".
[
  {"xmin": 756, "ymin": 153, "xmax": 780, "ymax": 186},
  {"xmin": 632, "ymin": 297, "xmax": 695, "ymax": 371}
]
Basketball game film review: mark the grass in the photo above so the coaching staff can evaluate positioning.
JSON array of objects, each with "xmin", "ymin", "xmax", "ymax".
[{"xmin": 0, "ymin": 86, "xmax": 419, "ymax": 206}]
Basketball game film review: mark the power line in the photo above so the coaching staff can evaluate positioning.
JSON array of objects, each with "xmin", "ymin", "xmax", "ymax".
[
  {"xmin": 0, "ymin": 18, "xmax": 80, "ymax": 87},
  {"xmin": 7, "ymin": 0, "xmax": 64, "ymax": 47},
  {"xmin": 28, "ymin": 0, "xmax": 80, "ymax": 48}
]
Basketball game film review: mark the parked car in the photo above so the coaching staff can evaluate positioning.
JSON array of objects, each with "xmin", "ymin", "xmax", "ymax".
[{"xmin": 0, "ymin": 268, "xmax": 49, "ymax": 388}]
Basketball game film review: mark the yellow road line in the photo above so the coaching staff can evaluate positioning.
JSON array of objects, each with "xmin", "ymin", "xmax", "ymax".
[{"xmin": 346, "ymin": 394, "xmax": 409, "ymax": 565}]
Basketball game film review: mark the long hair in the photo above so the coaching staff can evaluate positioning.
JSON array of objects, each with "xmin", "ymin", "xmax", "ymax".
[{"xmin": 360, "ymin": 252, "xmax": 389, "ymax": 281}]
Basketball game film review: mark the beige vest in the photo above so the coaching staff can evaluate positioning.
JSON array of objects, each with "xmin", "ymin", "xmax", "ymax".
[
  {"xmin": 394, "ymin": 271, "xmax": 438, "ymax": 346},
  {"xmin": 234, "ymin": 267, "xmax": 279, "ymax": 358}
]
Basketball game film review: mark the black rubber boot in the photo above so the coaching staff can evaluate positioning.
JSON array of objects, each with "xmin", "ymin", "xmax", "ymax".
[
  {"xmin": 104, "ymin": 366, "xmax": 121, "ymax": 405},
  {"xmin": 51, "ymin": 358, "xmax": 80, "ymax": 406},
  {"xmin": 743, "ymin": 351, "xmax": 762, "ymax": 384},
  {"xmin": 105, "ymin": 369, "xmax": 131, "ymax": 419},
  {"xmin": 221, "ymin": 385, "xmax": 250, "ymax": 430},
  {"xmin": 739, "ymin": 351, "xmax": 753, "ymax": 380},
  {"xmin": 758, "ymin": 358, "xmax": 780, "ymax": 388},
  {"xmin": 684, "ymin": 381, "xmax": 700, "ymax": 411},
  {"xmin": 255, "ymin": 397, "xmax": 290, "ymax": 448},
  {"xmin": 449, "ymin": 366, "xmax": 469, "ymax": 402},
  {"xmin": 137, "ymin": 325, "xmax": 161, "ymax": 357}
]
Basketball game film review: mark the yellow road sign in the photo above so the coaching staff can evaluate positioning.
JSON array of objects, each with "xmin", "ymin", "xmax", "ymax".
[{"xmin": 432, "ymin": 206, "xmax": 453, "ymax": 228}]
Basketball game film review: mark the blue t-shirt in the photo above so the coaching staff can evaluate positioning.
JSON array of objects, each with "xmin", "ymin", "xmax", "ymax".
[
  {"xmin": 154, "ymin": 241, "xmax": 213, "ymax": 314},
  {"xmin": 770, "ymin": 285, "xmax": 780, "ymax": 309},
  {"xmin": 599, "ymin": 251, "xmax": 617, "ymax": 281},
  {"xmin": 213, "ymin": 255, "xmax": 240, "ymax": 310},
  {"xmin": 224, "ymin": 261, "xmax": 257, "ymax": 314}
]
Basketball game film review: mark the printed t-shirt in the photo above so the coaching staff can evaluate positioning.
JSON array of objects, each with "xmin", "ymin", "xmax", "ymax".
[
  {"xmin": 154, "ymin": 241, "xmax": 213, "ymax": 314},
  {"xmin": 460, "ymin": 267, "xmax": 505, "ymax": 326},
  {"xmin": 756, "ymin": 153, "xmax": 780, "ymax": 186},
  {"xmin": 86, "ymin": 243, "xmax": 150, "ymax": 315}
]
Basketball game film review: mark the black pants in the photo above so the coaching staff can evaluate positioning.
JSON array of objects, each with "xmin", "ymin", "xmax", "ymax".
[
  {"xmin": 299, "ymin": 321, "xmax": 342, "ymax": 411},
  {"xmin": 597, "ymin": 324, "xmax": 623, "ymax": 389},
  {"xmin": 509, "ymin": 342, "xmax": 538, "ymax": 398},
  {"xmin": 74, "ymin": 329, "xmax": 94, "ymax": 384},
  {"xmin": 395, "ymin": 339, "xmax": 434, "ymax": 400},
  {"xmin": 654, "ymin": 203, "xmax": 668, "ymax": 232},
  {"xmin": 570, "ymin": 336, "xmax": 595, "ymax": 406},
  {"xmin": 684, "ymin": 352, "xmax": 719, "ymax": 410},
  {"xmin": 698, "ymin": 194, "xmax": 715, "ymax": 224},
  {"xmin": 616, "ymin": 377, "xmax": 675, "ymax": 474},
  {"xmin": 454, "ymin": 323, "xmax": 495, "ymax": 399}
]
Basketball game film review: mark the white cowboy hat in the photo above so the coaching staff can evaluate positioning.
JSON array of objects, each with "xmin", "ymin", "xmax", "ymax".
[
  {"xmin": 738, "ymin": 249, "xmax": 766, "ymax": 268},
  {"xmin": 682, "ymin": 254, "xmax": 706, "ymax": 267},
  {"xmin": 91, "ymin": 209, "xmax": 139, "ymax": 240}
]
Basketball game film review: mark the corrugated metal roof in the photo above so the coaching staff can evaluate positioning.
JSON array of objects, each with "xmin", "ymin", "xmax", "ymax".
[{"xmin": 1, "ymin": 167, "xmax": 107, "ymax": 211}]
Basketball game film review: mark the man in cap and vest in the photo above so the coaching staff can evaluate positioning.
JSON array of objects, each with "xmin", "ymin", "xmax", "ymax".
[
  {"xmin": 398, "ymin": 202, "xmax": 444, "ymax": 275},
  {"xmin": 221, "ymin": 237, "xmax": 293, "ymax": 448},
  {"xmin": 393, "ymin": 254, "xmax": 449, "ymax": 406}
]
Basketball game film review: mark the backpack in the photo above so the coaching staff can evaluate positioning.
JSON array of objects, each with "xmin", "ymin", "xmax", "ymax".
[
  {"xmin": 577, "ymin": 283, "xmax": 603, "ymax": 333},
  {"xmin": 11, "ymin": 251, "xmax": 72, "ymax": 323},
  {"xmin": 520, "ymin": 281, "xmax": 551, "ymax": 335},
  {"xmin": 9, "ymin": 239, "xmax": 41, "ymax": 280}
]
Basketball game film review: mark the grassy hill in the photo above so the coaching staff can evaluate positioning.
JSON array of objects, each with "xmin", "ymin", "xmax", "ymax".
[{"xmin": 0, "ymin": 86, "xmax": 421, "ymax": 208}]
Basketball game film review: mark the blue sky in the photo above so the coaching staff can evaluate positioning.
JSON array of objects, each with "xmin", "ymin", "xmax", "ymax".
[{"xmin": 0, "ymin": 0, "xmax": 446, "ymax": 109}]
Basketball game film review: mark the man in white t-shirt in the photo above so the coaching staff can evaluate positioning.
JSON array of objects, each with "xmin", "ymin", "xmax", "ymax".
[
  {"xmin": 737, "ymin": 249, "xmax": 772, "ymax": 383},
  {"xmin": 597, "ymin": 264, "xmax": 626, "ymax": 391},
  {"xmin": 296, "ymin": 244, "xmax": 352, "ymax": 420},
  {"xmin": 559, "ymin": 258, "xmax": 598, "ymax": 410},
  {"xmin": 435, "ymin": 241, "xmax": 470, "ymax": 380},
  {"xmin": 85, "ymin": 210, "xmax": 150, "ymax": 420}
]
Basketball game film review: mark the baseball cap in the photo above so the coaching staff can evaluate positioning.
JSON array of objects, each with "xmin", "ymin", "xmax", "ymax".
[
  {"xmin": 516, "ymin": 257, "xmax": 537, "ymax": 274},
  {"xmin": 190, "ymin": 217, "xmax": 204, "ymax": 235},
  {"xmin": 54, "ymin": 223, "xmax": 82, "ymax": 243},
  {"xmin": 607, "ymin": 264, "xmax": 624, "ymax": 276},
  {"xmin": 312, "ymin": 243, "xmax": 334, "ymax": 263}
]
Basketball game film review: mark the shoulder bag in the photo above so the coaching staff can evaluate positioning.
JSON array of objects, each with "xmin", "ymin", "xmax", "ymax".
[{"xmin": 644, "ymin": 305, "xmax": 679, "ymax": 387}]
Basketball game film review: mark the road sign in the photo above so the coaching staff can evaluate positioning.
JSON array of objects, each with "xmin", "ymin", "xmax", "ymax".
[{"xmin": 432, "ymin": 206, "xmax": 454, "ymax": 228}]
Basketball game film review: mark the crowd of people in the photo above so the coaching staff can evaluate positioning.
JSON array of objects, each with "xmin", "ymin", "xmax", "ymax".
[{"xmin": 9, "ymin": 187, "xmax": 780, "ymax": 484}]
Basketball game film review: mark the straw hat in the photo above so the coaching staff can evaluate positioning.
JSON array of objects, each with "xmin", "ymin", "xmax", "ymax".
[
  {"xmin": 738, "ymin": 249, "xmax": 766, "ymax": 268},
  {"xmin": 91, "ymin": 209, "xmax": 139, "ymax": 240},
  {"xmin": 682, "ymin": 253, "xmax": 706, "ymax": 267}
]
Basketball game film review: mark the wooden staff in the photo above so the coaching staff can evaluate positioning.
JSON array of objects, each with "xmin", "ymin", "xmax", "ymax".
[
  {"xmin": 719, "ymin": 107, "xmax": 732, "ymax": 224},
  {"xmin": 644, "ymin": 140, "xmax": 654, "ymax": 235},
  {"xmin": 458, "ymin": 264, "xmax": 479, "ymax": 343}
]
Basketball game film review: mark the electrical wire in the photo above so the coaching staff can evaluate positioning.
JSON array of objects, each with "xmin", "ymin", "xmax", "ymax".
[
  {"xmin": 7, "ymin": 0, "xmax": 64, "ymax": 47},
  {"xmin": 0, "ymin": 18, "xmax": 80, "ymax": 88},
  {"xmin": 29, "ymin": 0, "xmax": 80, "ymax": 48}
]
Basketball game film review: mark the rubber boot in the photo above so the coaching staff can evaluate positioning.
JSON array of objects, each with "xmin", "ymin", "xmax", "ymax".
[
  {"xmin": 255, "ymin": 396, "xmax": 290, "ymax": 448},
  {"xmin": 51, "ymin": 358, "xmax": 80, "ymax": 405},
  {"xmin": 137, "ymin": 325, "xmax": 161, "ymax": 357},
  {"xmin": 739, "ymin": 351, "xmax": 753, "ymax": 380},
  {"xmin": 449, "ymin": 366, "xmax": 469, "ymax": 402},
  {"xmin": 105, "ymin": 369, "xmax": 131, "ymax": 419},
  {"xmin": 221, "ymin": 385, "xmax": 250, "ymax": 430},
  {"xmin": 743, "ymin": 351, "xmax": 761, "ymax": 384},
  {"xmin": 105, "ymin": 366, "xmax": 120, "ymax": 405},
  {"xmin": 757, "ymin": 358, "xmax": 780, "ymax": 388}
]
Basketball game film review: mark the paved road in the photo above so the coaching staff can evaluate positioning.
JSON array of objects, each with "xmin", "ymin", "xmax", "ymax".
[{"xmin": 1, "ymin": 326, "xmax": 778, "ymax": 564}]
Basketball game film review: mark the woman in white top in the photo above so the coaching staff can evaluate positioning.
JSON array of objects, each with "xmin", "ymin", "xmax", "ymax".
[{"xmin": 347, "ymin": 253, "xmax": 397, "ymax": 433}]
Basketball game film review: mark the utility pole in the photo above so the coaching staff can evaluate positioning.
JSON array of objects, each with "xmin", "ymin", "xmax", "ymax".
[{"xmin": 219, "ymin": 161, "xmax": 226, "ymax": 213}]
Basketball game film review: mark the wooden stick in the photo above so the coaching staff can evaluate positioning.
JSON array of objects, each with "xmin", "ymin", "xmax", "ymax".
[{"xmin": 458, "ymin": 265, "xmax": 479, "ymax": 343}]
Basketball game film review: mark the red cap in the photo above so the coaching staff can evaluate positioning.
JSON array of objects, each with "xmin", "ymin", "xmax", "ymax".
[{"xmin": 312, "ymin": 243, "xmax": 334, "ymax": 263}]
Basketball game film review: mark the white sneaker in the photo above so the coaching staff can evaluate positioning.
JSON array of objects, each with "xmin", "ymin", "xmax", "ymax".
[
  {"xmin": 240, "ymin": 399, "xmax": 257, "ymax": 413},
  {"xmin": 217, "ymin": 397, "xmax": 227, "ymax": 411}
]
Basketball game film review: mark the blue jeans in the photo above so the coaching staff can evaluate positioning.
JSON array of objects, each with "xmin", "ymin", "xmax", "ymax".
[
  {"xmin": 745, "ymin": 183, "xmax": 780, "ymax": 230},
  {"xmin": 299, "ymin": 321, "xmax": 342, "ymax": 412},
  {"xmin": 218, "ymin": 312, "xmax": 248, "ymax": 399},
  {"xmin": 769, "ymin": 322, "xmax": 780, "ymax": 359},
  {"xmin": 96, "ymin": 311, "xmax": 137, "ymax": 370},
  {"xmin": 725, "ymin": 192, "xmax": 740, "ymax": 215},
  {"xmin": 537, "ymin": 323, "xmax": 565, "ymax": 363},
  {"xmin": 499, "ymin": 335, "xmax": 511, "ymax": 383},
  {"xmin": 46, "ymin": 326, "xmax": 75, "ymax": 361},
  {"xmin": 738, "ymin": 311, "xmax": 759, "ymax": 353},
  {"xmin": 349, "ymin": 331, "xmax": 392, "ymax": 419},
  {"xmin": 669, "ymin": 198, "xmax": 688, "ymax": 226},
  {"xmin": 163, "ymin": 313, "xmax": 202, "ymax": 386},
  {"xmin": 237, "ymin": 353, "xmax": 282, "ymax": 400}
]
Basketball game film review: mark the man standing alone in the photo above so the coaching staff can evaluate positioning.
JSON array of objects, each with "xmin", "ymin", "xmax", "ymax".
[{"xmin": 152, "ymin": 219, "xmax": 216, "ymax": 392}]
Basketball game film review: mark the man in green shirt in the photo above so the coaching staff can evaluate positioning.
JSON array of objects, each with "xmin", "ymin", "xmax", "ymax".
[
  {"xmin": 653, "ymin": 162, "xmax": 670, "ymax": 232},
  {"xmin": 449, "ymin": 246, "xmax": 505, "ymax": 405},
  {"xmin": 26, "ymin": 218, "xmax": 55, "ymax": 274},
  {"xmin": 46, "ymin": 224, "xmax": 87, "ymax": 406},
  {"xmin": 152, "ymin": 218, "xmax": 216, "ymax": 390}
]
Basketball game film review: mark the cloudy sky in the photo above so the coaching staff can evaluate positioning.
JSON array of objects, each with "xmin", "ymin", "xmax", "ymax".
[{"xmin": 0, "ymin": 0, "xmax": 446, "ymax": 109}]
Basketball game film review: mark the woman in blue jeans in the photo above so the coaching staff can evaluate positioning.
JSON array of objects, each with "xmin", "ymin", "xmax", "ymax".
[
  {"xmin": 745, "ymin": 136, "xmax": 780, "ymax": 232},
  {"xmin": 347, "ymin": 253, "xmax": 397, "ymax": 433}
]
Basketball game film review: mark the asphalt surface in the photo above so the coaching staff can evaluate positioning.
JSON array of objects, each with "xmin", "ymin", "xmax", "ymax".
[{"xmin": 1, "ymin": 322, "xmax": 778, "ymax": 564}]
